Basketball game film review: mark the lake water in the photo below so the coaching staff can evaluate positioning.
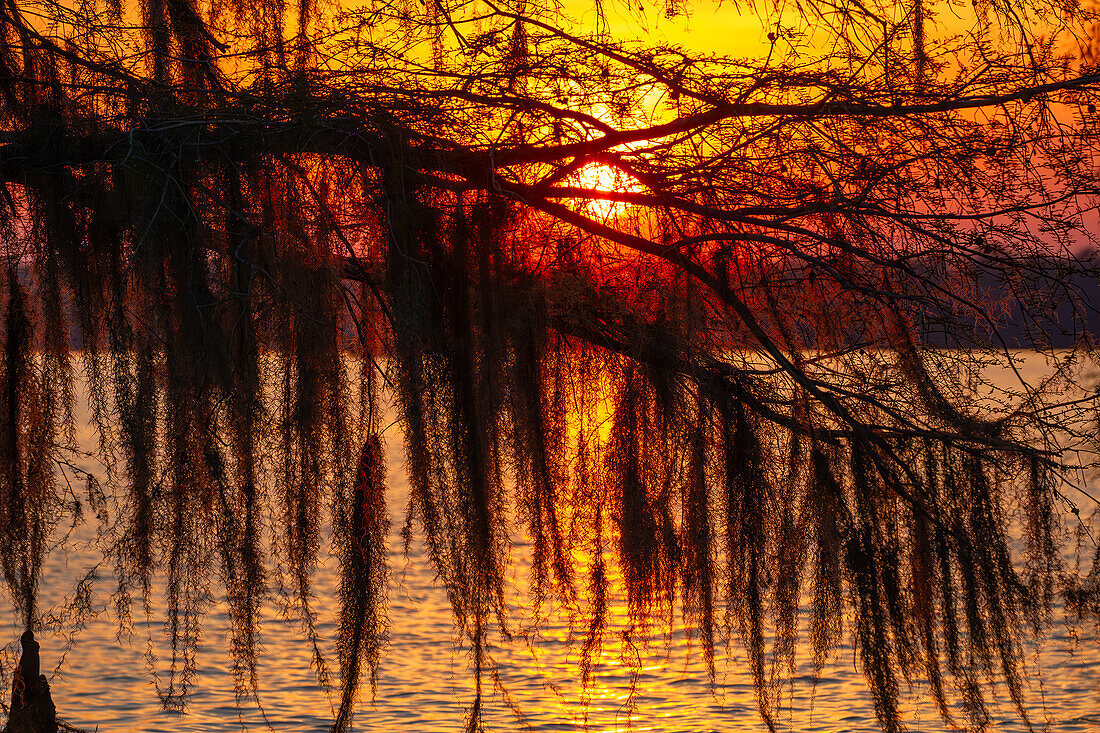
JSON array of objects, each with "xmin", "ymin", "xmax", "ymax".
[{"xmin": 2, "ymin": 353, "xmax": 1099, "ymax": 732}]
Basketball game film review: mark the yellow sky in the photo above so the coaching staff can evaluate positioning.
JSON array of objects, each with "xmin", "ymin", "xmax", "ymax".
[
  {"xmin": 553, "ymin": 0, "xmax": 1017, "ymax": 66},
  {"xmin": 564, "ymin": 0, "xmax": 774, "ymax": 57}
]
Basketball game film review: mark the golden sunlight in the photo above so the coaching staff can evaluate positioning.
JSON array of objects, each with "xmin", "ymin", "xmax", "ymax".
[
  {"xmin": 4, "ymin": 0, "xmax": 1100, "ymax": 730},
  {"xmin": 572, "ymin": 162, "xmax": 641, "ymax": 219}
]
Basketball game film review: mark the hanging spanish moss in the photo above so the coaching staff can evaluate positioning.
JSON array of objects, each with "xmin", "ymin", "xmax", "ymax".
[
  {"xmin": 2, "ymin": 143, "xmax": 1097, "ymax": 730},
  {"xmin": 2, "ymin": 0, "xmax": 1100, "ymax": 728}
]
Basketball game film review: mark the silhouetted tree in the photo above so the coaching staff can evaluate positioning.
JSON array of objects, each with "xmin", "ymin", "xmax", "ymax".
[{"xmin": 2, "ymin": 0, "xmax": 1100, "ymax": 730}]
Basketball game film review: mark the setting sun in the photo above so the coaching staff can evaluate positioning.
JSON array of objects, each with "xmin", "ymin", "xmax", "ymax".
[{"xmin": 572, "ymin": 162, "xmax": 641, "ymax": 218}]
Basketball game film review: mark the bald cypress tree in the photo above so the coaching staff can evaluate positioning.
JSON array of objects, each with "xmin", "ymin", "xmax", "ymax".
[{"xmin": 2, "ymin": 0, "xmax": 1100, "ymax": 729}]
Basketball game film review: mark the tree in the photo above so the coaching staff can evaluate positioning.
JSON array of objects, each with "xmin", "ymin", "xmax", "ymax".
[{"xmin": 1, "ymin": 0, "xmax": 1099, "ymax": 729}]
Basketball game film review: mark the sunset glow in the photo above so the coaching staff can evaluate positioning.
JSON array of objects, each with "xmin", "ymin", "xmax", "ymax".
[
  {"xmin": 3, "ymin": 0, "xmax": 1100, "ymax": 730},
  {"xmin": 572, "ymin": 162, "xmax": 641, "ymax": 218}
]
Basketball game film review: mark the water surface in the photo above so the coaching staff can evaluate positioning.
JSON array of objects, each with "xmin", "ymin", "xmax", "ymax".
[{"xmin": 2, "ymin": 353, "xmax": 1099, "ymax": 732}]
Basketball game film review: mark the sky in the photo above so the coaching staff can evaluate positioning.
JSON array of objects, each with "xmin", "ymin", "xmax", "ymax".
[{"xmin": 564, "ymin": 0, "xmax": 774, "ymax": 56}]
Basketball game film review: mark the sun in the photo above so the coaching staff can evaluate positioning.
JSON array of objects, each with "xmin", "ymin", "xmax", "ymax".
[{"xmin": 572, "ymin": 162, "xmax": 639, "ymax": 219}]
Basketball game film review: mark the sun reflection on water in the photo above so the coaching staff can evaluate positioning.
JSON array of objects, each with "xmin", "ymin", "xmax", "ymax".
[{"xmin": 1, "ymin": 356, "xmax": 1098, "ymax": 731}]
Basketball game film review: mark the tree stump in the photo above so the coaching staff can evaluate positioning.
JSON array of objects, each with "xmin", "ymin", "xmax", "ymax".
[{"xmin": 3, "ymin": 632, "xmax": 57, "ymax": 733}]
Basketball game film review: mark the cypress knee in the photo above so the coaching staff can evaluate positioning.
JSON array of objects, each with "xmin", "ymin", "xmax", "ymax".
[{"xmin": 3, "ymin": 632, "xmax": 56, "ymax": 733}]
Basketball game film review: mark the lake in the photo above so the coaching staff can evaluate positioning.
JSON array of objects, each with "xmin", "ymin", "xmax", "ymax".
[{"xmin": 2, "ymin": 352, "xmax": 1099, "ymax": 732}]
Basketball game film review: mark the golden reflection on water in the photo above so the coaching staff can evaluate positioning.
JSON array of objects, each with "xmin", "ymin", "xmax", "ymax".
[{"xmin": 1, "ymin": 354, "xmax": 1099, "ymax": 731}]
